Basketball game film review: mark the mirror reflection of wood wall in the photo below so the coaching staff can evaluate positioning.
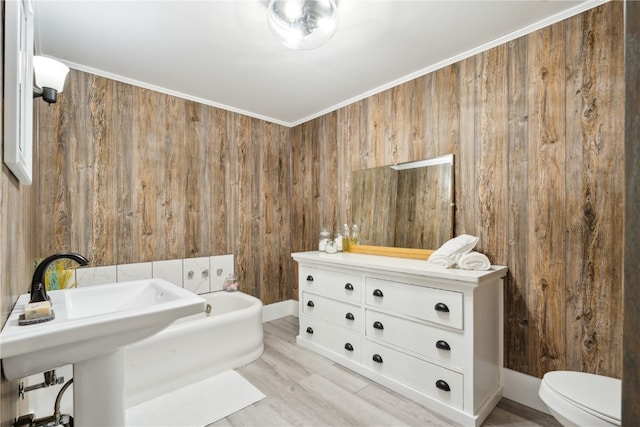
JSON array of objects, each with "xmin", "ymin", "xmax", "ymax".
[
  {"xmin": 395, "ymin": 164, "xmax": 452, "ymax": 249},
  {"xmin": 351, "ymin": 155, "xmax": 454, "ymax": 250}
]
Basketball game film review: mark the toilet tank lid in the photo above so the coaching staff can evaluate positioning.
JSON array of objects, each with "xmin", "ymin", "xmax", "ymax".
[{"xmin": 543, "ymin": 371, "xmax": 621, "ymax": 422}]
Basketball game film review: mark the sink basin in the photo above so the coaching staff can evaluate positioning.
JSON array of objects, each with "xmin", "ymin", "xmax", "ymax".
[{"xmin": 0, "ymin": 278, "xmax": 206, "ymax": 381}]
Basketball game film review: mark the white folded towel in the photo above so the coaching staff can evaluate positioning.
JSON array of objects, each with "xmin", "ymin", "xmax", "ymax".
[
  {"xmin": 426, "ymin": 253, "xmax": 456, "ymax": 269},
  {"xmin": 427, "ymin": 234, "xmax": 480, "ymax": 269},
  {"xmin": 457, "ymin": 251, "xmax": 491, "ymax": 271}
]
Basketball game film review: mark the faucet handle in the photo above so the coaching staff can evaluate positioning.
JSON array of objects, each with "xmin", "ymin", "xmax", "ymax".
[{"xmin": 30, "ymin": 283, "xmax": 49, "ymax": 303}]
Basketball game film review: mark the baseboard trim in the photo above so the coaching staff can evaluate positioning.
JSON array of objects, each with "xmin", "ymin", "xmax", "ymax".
[
  {"xmin": 262, "ymin": 299, "xmax": 298, "ymax": 322},
  {"xmin": 501, "ymin": 367, "xmax": 549, "ymax": 414}
]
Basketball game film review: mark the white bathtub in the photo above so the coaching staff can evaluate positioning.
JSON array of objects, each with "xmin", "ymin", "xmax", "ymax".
[{"xmin": 125, "ymin": 291, "xmax": 264, "ymax": 407}]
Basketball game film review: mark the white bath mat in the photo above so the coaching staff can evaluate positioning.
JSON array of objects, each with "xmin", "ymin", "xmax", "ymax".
[{"xmin": 125, "ymin": 370, "xmax": 265, "ymax": 427}]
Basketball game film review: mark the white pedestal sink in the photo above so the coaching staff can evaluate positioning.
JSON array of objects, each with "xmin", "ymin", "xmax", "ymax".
[{"xmin": 0, "ymin": 279, "xmax": 206, "ymax": 426}]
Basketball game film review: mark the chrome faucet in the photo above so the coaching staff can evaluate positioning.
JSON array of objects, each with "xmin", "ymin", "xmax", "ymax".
[{"xmin": 30, "ymin": 252, "xmax": 90, "ymax": 304}]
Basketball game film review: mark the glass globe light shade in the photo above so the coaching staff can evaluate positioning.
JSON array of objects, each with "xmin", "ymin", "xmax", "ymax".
[{"xmin": 268, "ymin": 0, "xmax": 338, "ymax": 50}]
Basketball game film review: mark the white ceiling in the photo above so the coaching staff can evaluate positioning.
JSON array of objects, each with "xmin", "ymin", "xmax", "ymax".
[{"xmin": 33, "ymin": 0, "xmax": 605, "ymax": 127}]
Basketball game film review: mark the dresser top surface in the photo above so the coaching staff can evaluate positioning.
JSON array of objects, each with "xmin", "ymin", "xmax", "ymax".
[{"xmin": 292, "ymin": 251, "xmax": 507, "ymax": 284}]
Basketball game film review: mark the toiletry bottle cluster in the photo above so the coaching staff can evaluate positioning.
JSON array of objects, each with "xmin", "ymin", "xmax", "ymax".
[{"xmin": 318, "ymin": 224, "xmax": 359, "ymax": 253}]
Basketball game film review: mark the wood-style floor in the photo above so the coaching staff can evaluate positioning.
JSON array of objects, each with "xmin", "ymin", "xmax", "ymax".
[{"xmin": 211, "ymin": 316, "xmax": 561, "ymax": 427}]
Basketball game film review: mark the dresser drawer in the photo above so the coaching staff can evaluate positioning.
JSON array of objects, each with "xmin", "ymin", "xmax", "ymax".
[
  {"xmin": 365, "ymin": 278, "xmax": 463, "ymax": 329},
  {"xmin": 300, "ymin": 267, "xmax": 361, "ymax": 303},
  {"xmin": 365, "ymin": 309, "xmax": 464, "ymax": 369},
  {"xmin": 299, "ymin": 316, "xmax": 361, "ymax": 363},
  {"xmin": 362, "ymin": 340, "xmax": 464, "ymax": 410},
  {"xmin": 302, "ymin": 292, "xmax": 362, "ymax": 333}
]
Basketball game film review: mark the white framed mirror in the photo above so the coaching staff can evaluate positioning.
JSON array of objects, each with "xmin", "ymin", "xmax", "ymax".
[{"xmin": 4, "ymin": 0, "xmax": 35, "ymax": 185}]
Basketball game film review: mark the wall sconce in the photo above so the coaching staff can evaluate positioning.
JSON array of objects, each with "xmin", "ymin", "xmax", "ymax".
[
  {"xmin": 267, "ymin": 0, "xmax": 338, "ymax": 50},
  {"xmin": 33, "ymin": 56, "xmax": 69, "ymax": 104}
]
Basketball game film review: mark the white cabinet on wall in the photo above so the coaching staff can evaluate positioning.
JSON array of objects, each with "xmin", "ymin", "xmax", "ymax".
[{"xmin": 292, "ymin": 251, "xmax": 508, "ymax": 427}]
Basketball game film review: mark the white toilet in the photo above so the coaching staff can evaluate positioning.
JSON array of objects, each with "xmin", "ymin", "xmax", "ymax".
[{"xmin": 538, "ymin": 371, "xmax": 621, "ymax": 426}]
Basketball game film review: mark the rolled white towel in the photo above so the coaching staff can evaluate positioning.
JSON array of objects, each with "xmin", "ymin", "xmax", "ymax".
[
  {"xmin": 457, "ymin": 251, "xmax": 491, "ymax": 271},
  {"xmin": 427, "ymin": 234, "xmax": 479, "ymax": 269},
  {"xmin": 426, "ymin": 253, "xmax": 456, "ymax": 269},
  {"xmin": 432, "ymin": 234, "xmax": 479, "ymax": 261}
]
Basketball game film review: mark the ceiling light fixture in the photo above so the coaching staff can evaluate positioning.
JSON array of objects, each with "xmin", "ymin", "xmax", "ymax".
[
  {"xmin": 33, "ymin": 56, "xmax": 70, "ymax": 104},
  {"xmin": 267, "ymin": 0, "xmax": 338, "ymax": 50}
]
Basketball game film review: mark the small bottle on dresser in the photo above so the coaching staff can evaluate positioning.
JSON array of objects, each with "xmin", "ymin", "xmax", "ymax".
[
  {"xmin": 319, "ymin": 228, "xmax": 330, "ymax": 252},
  {"xmin": 350, "ymin": 224, "xmax": 359, "ymax": 247},
  {"xmin": 342, "ymin": 223, "xmax": 351, "ymax": 252}
]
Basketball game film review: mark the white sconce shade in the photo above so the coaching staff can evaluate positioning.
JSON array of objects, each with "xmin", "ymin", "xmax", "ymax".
[
  {"xmin": 33, "ymin": 56, "xmax": 70, "ymax": 103},
  {"xmin": 268, "ymin": 0, "xmax": 338, "ymax": 50}
]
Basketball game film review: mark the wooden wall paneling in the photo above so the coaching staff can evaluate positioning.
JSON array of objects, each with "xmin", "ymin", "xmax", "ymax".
[
  {"xmin": 326, "ymin": 113, "xmax": 340, "ymax": 231},
  {"xmin": 318, "ymin": 113, "xmax": 338, "ymax": 231},
  {"xmin": 88, "ymin": 75, "xmax": 118, "ymax": 265},
  {"xmin": 456, "ymin": 55, "xmax": 480, "ymax": 238},
  {"xmin": 335, "ymin": 107, "xmax": 350, "ymax": 226},
  {"xmin": 50, "ymin": 73, "xmax": 75, "ymax": 255},
  {"xmin": 34, "ymin": 69, "xmax": 297, "ymax": 305},
  {"xmin": 436, "ymin": 65, "xmax": 460, "ymax": 157},
  {"xmin": 219, "ymin": 110, "xmax": 236, "ymax": 256},
  {"xmin": 527, "ymin": 22, "xmax": 567, "ymax": 376},
  {"xmin": 353, "ymin": 97, "xmax": 367, "ymax": 172},
  {"xmin": 309, "ymin": 120, "xmax": 321, "ymax": 243},
  {"xmin": 410, "ymin": 77, "xmax": 427, "ymax": 161},
  {"xmin": 505, "ymin": 36, "xmax": 530, "ymax": 373},
  {"xmin": 477, "ymin": 45, "xmax": 509, "ymax": 263},
  {"xmin": 290, "ymin": 125, "xmax": 302, "ymax": 251},
  {"xmin": 157, "ymin": 95, "xmax": 187, "ymax": 260},
  {"xmin": 290, "ymin": 125, "xmax": 310, "ymax": 252},
  {"xmin": 422, "ymin": 72, "xmax": 438, "ymax": 161},
  {"xmin": 300, "ymin": 121, "xmax": 321, "ymax": 251},
  {"xmin": 361, "ymin": 96, "xmax": 378, "ymax": 169},
  {"xmin": 257, "ymin": 120, "xmax": 270, "ymax": 300},
  {"xmin": 344, "ymin": 101, "xmax": 363, "ymax": 224},
  {"xmin": 1, "ymin": 174, "xmax": 34, "ymax": 425},
  {"xmin": 279, "ymin": 124, "xmax": 294, "ymax": 300},
  {"xmin": 374, "ymin": 90, "xmax": 391, "ymax": 167},
  {"xmin": 70, "ymin": 72, "xmax": 93, "ymax": 261},
  {"xmin": 235, "ymin": 115, "xmax": 258, "ymax": 298},
  {"xmin": 289, "ymin": 125, "xmax": 303, "ymax": 301},
  {"xmin": 131, "ymin": 86, "xmax": 159, "ymax": 263},
  {"xmin": 115, "ymin": 78, "xmax": 134, "ymax": 265},
  {"xmin": 1, "ymin": 156, "xmax": 35, "ymax": 427},
  {"xmin": 624, "ymin": 0, "xmax": 640, "ymax": 421},
  {"xmin": 260, "ymin": 120, "xmax": 276, "ymax": 301},
  {"xmin": 390, "ymin": 80, "xmax": 410, "ymax": 164},
  {"xmin": 184, "ymin": 100, "xmax": 207, "ymax": 258},
  {"xmin": 598, "ymin": 1, "xmax": 625, "ymax": 373},
  {"xmin": 314, "ymin": 119, "xmax": 326, "ymax": 230},
  {"xmin": 564, "ymin": 3, "xmax": 624, "ymax": 376},
  {"xmin": 37, "ymin": 90, "xmax": 65, "ymax": 256},
  {"xmin": 259, "ymin": 121, "xmax": 291, "ymax": 302}
]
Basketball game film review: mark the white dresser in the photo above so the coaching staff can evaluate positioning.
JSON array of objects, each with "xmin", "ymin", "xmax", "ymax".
[{"xmin": 292, "ymin": 251, "xmax": 508, "ymax": 427}]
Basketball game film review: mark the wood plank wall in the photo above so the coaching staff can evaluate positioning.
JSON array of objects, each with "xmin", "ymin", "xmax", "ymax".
[
  {"xmin": 0, "ymin": 164, "xmax": 32, "ymax": 427},
  {"xmin": 35, "ymin": 75, "xmax": 294, "ymax": 305},
  {"xmin": 624, "ymin": 0, "xmax": 640, "ymax": 421},
  {"xmin": 0, "ymin": 169, "xmax": 32, "ymax": 425},
  {"xmin": 32, "ymin": 2, "xmax": 623, "ymax": 381},
  {"xmin": 291, "ymin": 2, "xmax": 624, "ymax": 378}
]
